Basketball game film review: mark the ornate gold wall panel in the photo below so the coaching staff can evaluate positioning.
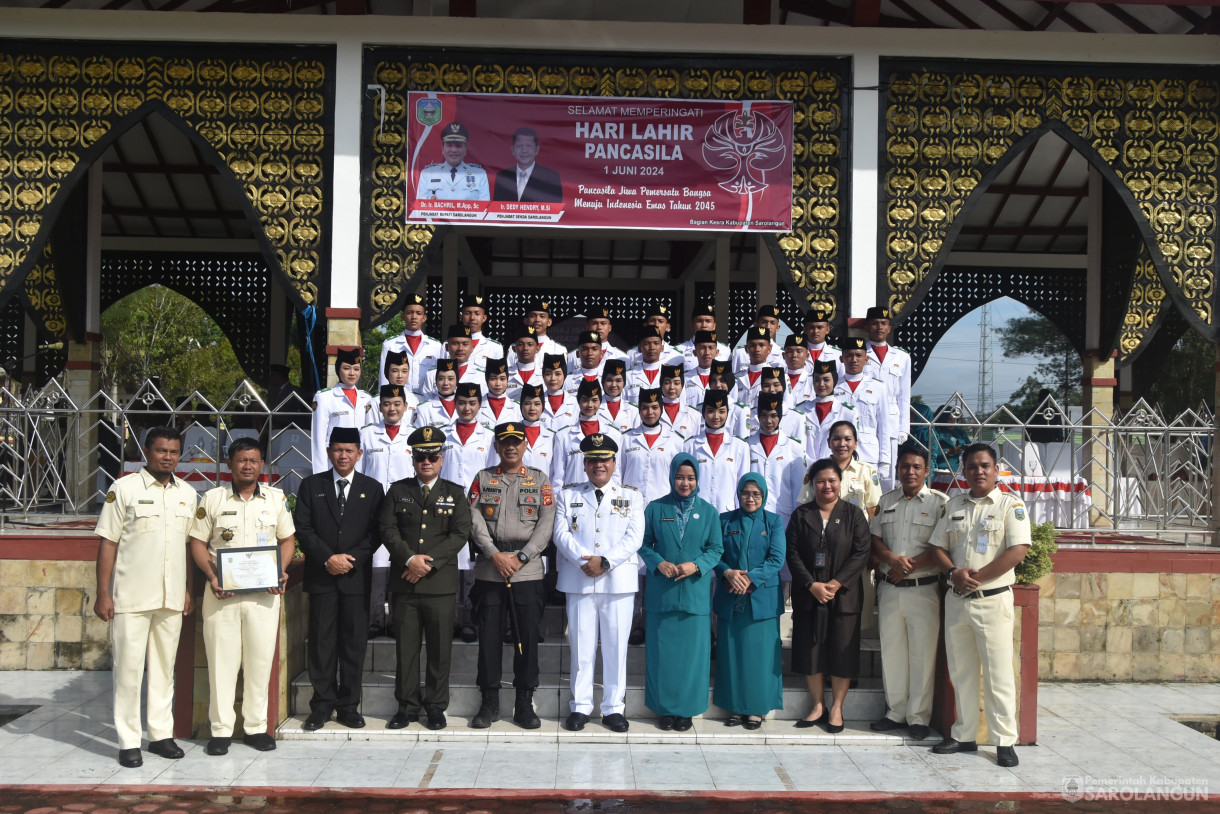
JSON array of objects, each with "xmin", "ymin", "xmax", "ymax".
[
  {"xmin": 21, "ymin": 243, "xmax": 66, "ymax": 337},
  {"xmin": 359, "ymin": 49, "xmax": 850, "ymax": 328},
  {"xmin": 0, "ymin": 42, "xmax": 335, "ymax": 318},
  {"xmin": 882, "ymin": 60, "xmax": 1220, "ymax": 351}
]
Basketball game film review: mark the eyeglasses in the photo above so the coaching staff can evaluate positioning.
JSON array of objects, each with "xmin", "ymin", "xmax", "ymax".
[
  {"xmin": 739, "ymin": 490, "xmax": 764, "ymax": 500},
  {"xmin": 413, "ymin": 452, "xmax": 441, "ymax": 463}
]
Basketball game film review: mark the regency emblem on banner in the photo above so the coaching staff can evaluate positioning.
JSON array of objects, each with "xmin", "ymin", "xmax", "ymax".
[
  {"xmin": 702, "ymin": 110, "xmax": 787, "ymax": 195},
  {"xmin": 416, "ymin": 98, "xmax": 442, "ymax": 126}
]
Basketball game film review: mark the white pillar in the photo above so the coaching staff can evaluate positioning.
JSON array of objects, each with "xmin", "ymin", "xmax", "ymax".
[
  {"xmin": 327, "ymin": 36, "xmax": 363, "ymax": 311},
  {"xmin": 848, "ymin": 50, "xmax": 880, "ymax": 317}
]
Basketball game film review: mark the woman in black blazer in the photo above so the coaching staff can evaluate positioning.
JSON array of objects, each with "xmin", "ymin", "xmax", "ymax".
[{"xmin": 785, "ymin": 458, "xmax": 871, "ymax": 733}]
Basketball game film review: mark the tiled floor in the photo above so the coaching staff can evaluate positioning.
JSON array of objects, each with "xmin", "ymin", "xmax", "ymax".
[{"xmin": 0, "ymin": 670, "xmax": 1217, "ymax": 795}]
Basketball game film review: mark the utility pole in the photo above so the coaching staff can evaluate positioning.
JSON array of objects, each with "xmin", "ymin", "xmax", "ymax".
[{"xmin": 978, "ymin": 303, "xmax": 993, "ymax": 413}]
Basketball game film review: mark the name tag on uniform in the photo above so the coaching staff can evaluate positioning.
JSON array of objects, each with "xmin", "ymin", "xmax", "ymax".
[
  {"xmin": 570, "ymin": 502, "xmax": 584, "ymax": 508},
  {"xmin": 662, "ymin": 517, "xmax": 676, "ymax": 522},
  {"xmin": 138, "ymin": 499, "xmax": 154, "ymax": 505},
  {"xmin": 882, "ymin": 507, "xmax": 896, "ymax": 514},
  {"xmin": 222, "ymin": 510, "xmax": 237, "ymax": 516}
]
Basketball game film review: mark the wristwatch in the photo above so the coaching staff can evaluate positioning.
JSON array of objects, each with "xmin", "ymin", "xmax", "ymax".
[
  {"xmin": 516, "ymin": 551, "xmax": 529, "ymax": 564},
  {"xmin": 600, "ymin": 556, "xmax": 610, "ymax": 571},
  {"xmin": 943, "ymin": 567, "xmax": 957, "ymax": 581}
]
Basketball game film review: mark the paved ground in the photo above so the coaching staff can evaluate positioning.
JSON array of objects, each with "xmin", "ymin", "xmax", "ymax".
[{"xmin": 0, "ymin": 670, "xmax": 1216, "ymax": 801}]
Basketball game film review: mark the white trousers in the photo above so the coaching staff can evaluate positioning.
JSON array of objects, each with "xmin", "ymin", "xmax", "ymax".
[
  {"xmin": 202, "ymin": 590, "xmax": 280, "ymax": 737},
  {"xmin": 566, "ymin": 592, "xmax": 634, "ymax": 716},
  {"xmin": 877, "ymin": 581, "xmax": 940, "ymax": 727},
  {"xmin": 945, "ymin": 589, "xmax": 1017, "ymax": 746},
  {"xmin": 111, "ymin": 608, "xmax": 183, "ymax": 749}
]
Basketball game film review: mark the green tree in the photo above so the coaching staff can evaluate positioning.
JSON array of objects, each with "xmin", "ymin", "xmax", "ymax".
[
  {"xmin": 101, "ymin": 286, "xmax": 247, "ymax": 400},
  {"xmin": 1144, "ymin": 328, "xmax": 1216, "ymax": 416},
  {"xmin": 997, "ymin": 313, "xmax": 1081, "ymax": 412}
]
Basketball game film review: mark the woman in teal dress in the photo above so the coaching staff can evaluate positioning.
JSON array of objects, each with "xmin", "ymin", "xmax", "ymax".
[
  {"xmin": 713, "ymin": 472, "xmax": 786, "ymax": 729},
  {"xmin": 640, "ymin": 452, "xmax": 724, "ymax": 732}
]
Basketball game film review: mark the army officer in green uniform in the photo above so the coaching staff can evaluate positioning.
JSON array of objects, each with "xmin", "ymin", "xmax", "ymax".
[{"xmin": 379, "ymin": 425, "xmax": 473, "ymax": 731}]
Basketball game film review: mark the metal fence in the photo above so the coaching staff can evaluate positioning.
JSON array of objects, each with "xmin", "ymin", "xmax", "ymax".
[{"xmin": 0, "ymin": 379, "xmax": 1213, "ymax": 536}]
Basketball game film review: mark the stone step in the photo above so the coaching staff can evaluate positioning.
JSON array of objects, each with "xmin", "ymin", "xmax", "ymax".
[
  {"xmin": 276, "ymin": 711, "xmax": 938, "ymax": 746},
  {"xmin": 289, "ymin": 669, "xmax": 889, "ymax": 723}
]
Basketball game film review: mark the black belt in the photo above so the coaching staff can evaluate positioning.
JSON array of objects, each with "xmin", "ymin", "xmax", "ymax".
[
  {"xmin": 886, "ymin": 575, "xmax": 939, "ymax": 588},
  {"xmin": 955, "ymin": 585, "xmax": 1011, "ymax": 600}
]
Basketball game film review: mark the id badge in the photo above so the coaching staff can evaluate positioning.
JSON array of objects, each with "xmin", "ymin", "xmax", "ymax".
[
  {"xmin": 257, "ymin": 531, "xmax": 270, "ymax": 547},
  {"xmin": 974, "ymin": 533, "xmax": 988, "ymax": 554},
  {"xmin": 815, "ymin": 551, "xmax": 826, "ymax": 568}
]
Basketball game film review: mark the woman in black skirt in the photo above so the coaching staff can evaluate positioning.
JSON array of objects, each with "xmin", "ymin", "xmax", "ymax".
[{"xmin": 785, "ymin": 458, "xmax": 871, "ymax": 732}]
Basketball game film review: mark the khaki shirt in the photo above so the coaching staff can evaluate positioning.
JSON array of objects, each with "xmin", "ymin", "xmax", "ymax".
[
  {"xmin": 869, "ymin": 484, "xmax": 949, "ymax": 579},
  {"xmin": 841, "ymin": 457, "xmax": 882, "ymax": 511},
  {"xmin": 95, "ymin": 469, "xmax": 198, "ymax": 613},
  {"xmin": 468, "ymin": 464, "xmax": 555, "ymax": 583},
  {"xmin": 189, "ymin": 484, "xmax": 295, "ymax": 567},
  {"xmin": 928, "ymin": 486, "xmax": 1031, "ymax": 590}
]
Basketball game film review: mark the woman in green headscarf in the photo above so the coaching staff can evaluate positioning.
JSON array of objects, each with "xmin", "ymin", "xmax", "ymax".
[
  {"xmin": 714, "ymin": 472, "xmax": 787, "ymax": 729},
  {"xmin": 640, "ymin": 452, "xmax": 724, "ymax": 732}
]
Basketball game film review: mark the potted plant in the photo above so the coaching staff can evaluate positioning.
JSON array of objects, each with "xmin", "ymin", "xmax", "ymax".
[{"xmin": 1016, "ymin": 521, "xmax": 1058, "ymax": 584}]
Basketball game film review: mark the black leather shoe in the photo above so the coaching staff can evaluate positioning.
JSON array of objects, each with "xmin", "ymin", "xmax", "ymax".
[
  {"xmin": 870, "ymin": 717, "xmax": 905, "ymax": 732},
  {"xmin": 673, "ymin": 717, "xmax": 693, "ymax": 732},
  {"xmin": 425, "ymin": 707, "xmax": 447, "ymax": 730},
  {"xmin": 302, "ymin": 711, "xmax": 330, "ymax": 731},
  {"xmin": 628, "ymin": 628, "xmax": 645, "ymax": 645},
  {"xmin": 336, "ymin": 711, "xmax": 366, "ymax": 729},
  {"xmin": 118, "ymin": 748, "xmax": 143, "ymax": 768},
  {"xmin": 657, "ymin": 716, "xmax": 674, "ymax": 731},
  {"xmin": 147, "ymin": 738, "xmax": 184, "ymax": 759},
  {"xmin": 742, "ymin": 717, "xmax": 763, "ymax": 731},
  {"xmin": 386, "ymin": 711, "xmax": 415, "ymax": 729},
  {"xmin": 909, "ymin": 724, "xmax": 930, "ymax": 741},
  {"xmin": 471, "ymin": 693, "xmax": 500, "ymax": 729},
  {"xmin": 460, "ymin": 625, "xmax": 478, "ymax": 643},
  {"xmin": 932, "ymin": 738, "xmax": 978, "ymax": 755},
  {"xmin": 514, "ymin": 691, "xmax": 540, "ymax": 730},
  {"xmin": 725, "ymin": 715, "xmax": 743, "ymax": 727},
  {"xmin": 795, "ymin": 710, "xmax": 828, "ymax": 729},
  {"xmin": 243, "ymin": 733, "xmax": 276, "ymax": 751},
  {"xmin": 996, "ymin": 745, "xmax": 1019, "ymax": 767},
  {"xmin": 205, "ymin": 737, "xmax": 231, "ymax": 756},
  {"xmin": 601, "ymin": 713, "xmax": 629, "ymax": 733},
  {"xmin": 564, "ymin": 711, "xmax": 589, "ymax": 731}
]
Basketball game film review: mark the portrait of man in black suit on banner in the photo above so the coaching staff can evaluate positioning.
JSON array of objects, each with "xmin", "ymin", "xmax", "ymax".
[{"xmin": 493, "ymin": 126, "xmax": 564, "ymax": 203}]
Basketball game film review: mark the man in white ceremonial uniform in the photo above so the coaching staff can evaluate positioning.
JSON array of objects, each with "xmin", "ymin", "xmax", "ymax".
[
  {"xmin": 927, "ymin": 444, "xmax": 1030, "ymax": 769},
  {"xmin": 869, "ymin": 443, "xmax": 948, "ymax": 743},
  {"xmin": 455, "ymin": 294, "xmax": 504, "ymax": 370},
  {"xmin": 189, "ymin": 437, "xmax": 295, "ymax": 755},
  {"xmin": 681, "ymin": 330, "xmax": 721, "ymax": 408},
  {"xmin": 682, "ymin": 390, "xmax": 749, "ymax": 514},
  {"xmin": 551, "ymin": 380, "xmax": 623, "ymax": 492},
  {"xmin": 865, "ymin": 306, "xmax": 913, "ymax": 486},
  {"xmin": 802, "ymin": 308, "xmax": 843, "ymax": 375},
  {"xmin": 414, "ymin": 359, "xmax": 460, "ymax": 429},
  {"xmin": 507, "ymin": 325, "xmax": 544, "ymax": 401},
  {"xmin": 748, "ymin": 394, "xmax": 810, "ymax": 526},
  {"xmin": 598, "ymin": 359, "xmax": 640, "ymax": 435},
  {"xmin": 553, "ymin": 434, "xmax": 644, "ymax": 732},
  {"xmin": 625, "ymin": 326, "xmax": 670, "ymax": 404},
  {"xmin": 798, "ymin": 361, "xmax": 858, "ymax": 461},
  {"xmin": 564, "ymin": 330, "xmax": 608, "ymax": 395},
  {"xmin": 518, "ymin": 384, "xmax": 557, "ymax": 472},
  {"xmin": 94, "ymin": 427, "xmax": 196, "ymax": 768},
  {"xmin": 731, "ymin": 305, "xmax": 784, "ymax": 375},
  {"xmin": 659, "ymin": 363, "xmax": 702, "ymax": 439},
  {"xmin": 625, "ymin": 304, "xmax": 683, "ymax": 368},
  {"xmin": 477, "ymin": 358, "xmax": 524, "ymax": 430},
  {"xmin": 421, "ymin": 325, "xmax": 484, "ymax": 400},
  {"xmin": 781, "ymin": 334, "xmax": 816, "ymax": 405},
  {"xmin": 311, "ymin": 348, "xmax": 375, "ymax": 474},
  {"xmin": 566, "ymin": 309, "xmax": 627, "ymax": 370},
  {"xmin": 733, "ymin": 327, "xmax": 778, "ymax": 409},
  {"xmin": 359, "ymin": 384, "xmax": 416, "ymax": 637},
  {"xmin": 540, "ymin": 353, "xmax": 579, "ymax": 431},
  {"xmin": 678, "ymin": 303, "xmax": 731, "ymax": 374},
  {"xmin": 834, "ymin": 337, "xmax": 894, "ymax": 478},
  {"xmin": 419, "ymin": 121, "xmax": 489, "ymax": 201},
  {"xmin": 506, "ymin": 299, "xmax": 567, "ymax": 369},
  {"xmin": 379, "ymin": 293, "xmax": 443, "ymax": 394},
  {"xmin": 442, "ymin": 382, "xmax": 499, "ymax": 641}
]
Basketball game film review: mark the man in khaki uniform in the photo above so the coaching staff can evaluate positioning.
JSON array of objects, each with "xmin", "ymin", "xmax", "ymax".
[
  {"xmin": 189, "ymin": 437, "xmax": 296, "ymax": 756},
  {"xmin": 94, "ymin": 427, "xmax": 197, "ymax": 768},
  {"xmin": 467, "ymin": 422, "xmax": 556, "ymax": 730},
  {"xmin": 869, "ymin": 443, "xmax": 948, "ymax": 742},
  {"xmin": 927, "ymin": 443, "xmax": 1030, "ymax": 768}
]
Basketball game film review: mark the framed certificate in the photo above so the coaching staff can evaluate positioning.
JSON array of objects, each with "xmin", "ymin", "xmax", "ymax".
[{"xmin": 216, "ymin": 546, "xmax": 283, "ymax": 593}]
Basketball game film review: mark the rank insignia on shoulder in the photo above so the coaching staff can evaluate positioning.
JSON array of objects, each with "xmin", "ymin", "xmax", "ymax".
[
  {"xmin": 105, "ymin": 492, "xmax": 116, "ymax": 503},
  {"xmin": 196, "ymin": 506, "xmax": 206, "ymax": 519},
  {"xmin": 1014, "ymin": 507, "xmax": 1026, "ymax": 520}
]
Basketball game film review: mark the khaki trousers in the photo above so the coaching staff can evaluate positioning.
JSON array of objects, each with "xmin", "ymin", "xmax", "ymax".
[
  {"xmin": 877, "ymin": 581, "xmax": 939, "ymax": 727},
  {"xmin": 202, "ymin": 590, "xmax": 280, "ymax": 737},
  {"xmin": 945, "ymin": 589, "xmax": 1017, "ymax": 746},
  {"xmin": 111, "ymin": 608, "xmax": 183, "ymax": 749}
]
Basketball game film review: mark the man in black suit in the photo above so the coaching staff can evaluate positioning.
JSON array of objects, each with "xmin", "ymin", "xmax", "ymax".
[
  {"xmin": 492, "ymin": 127, "xmax": 563, "ymax": 203},
  {"xmin": 293, "ymin": 426, "xmax": 385, "ymax": 731},
  {"xmin": 380, "ymin": 426, "xmax": 473, "ymax": 731}
]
